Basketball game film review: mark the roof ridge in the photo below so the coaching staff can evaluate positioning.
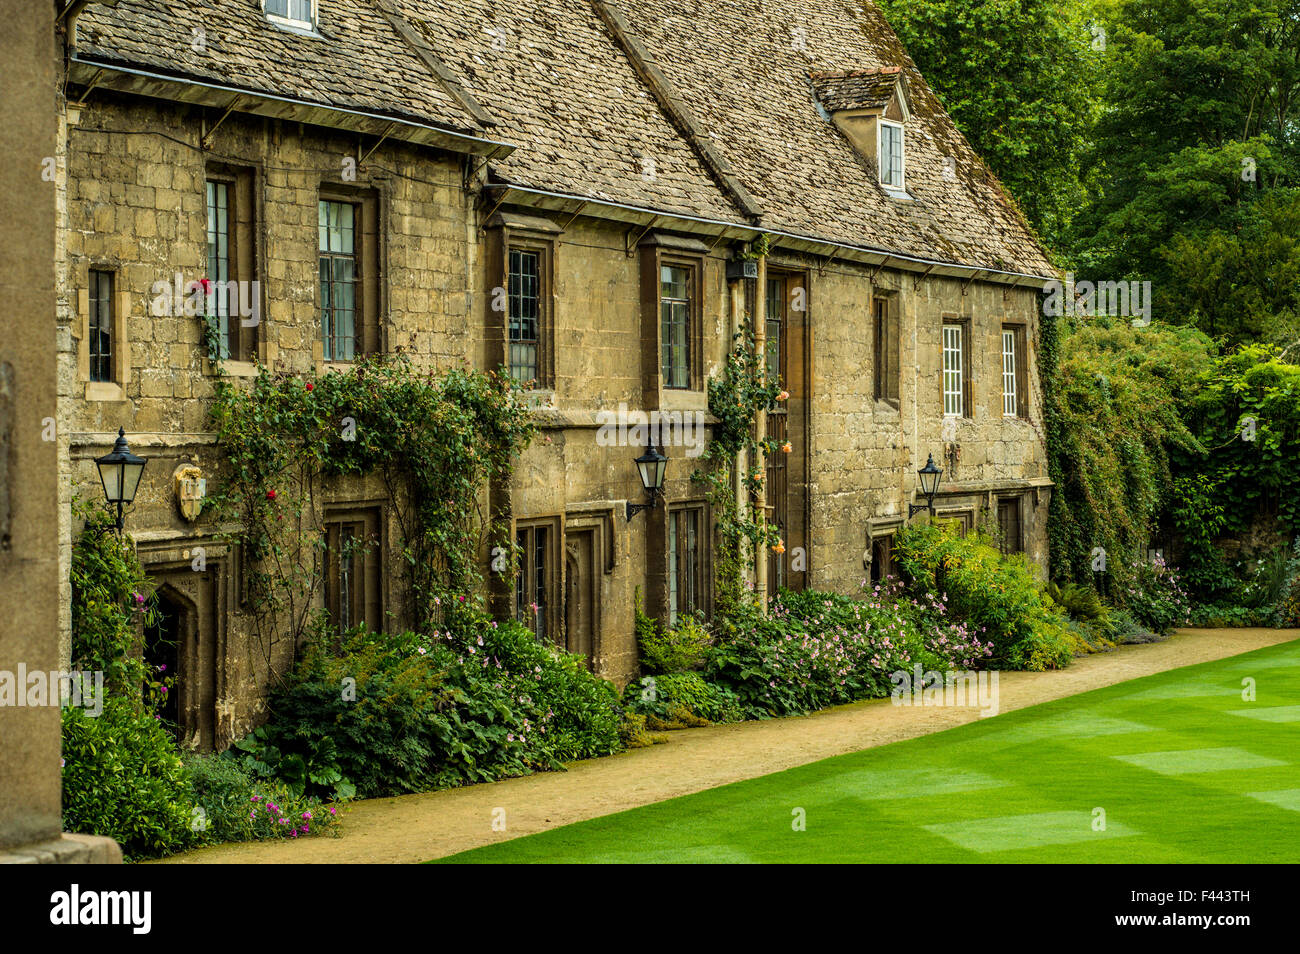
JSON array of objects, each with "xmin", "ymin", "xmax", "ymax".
[
  {"xmin": 809, "ymin": 66, "xmax": 902, "ymax": 79},
  {"xmin": 590, "ymin": 0, "xmax": 764, "ymax": 224},
  {"xmin": 374, "ymin": 0, "xmax": 497, "ymax": 130}
]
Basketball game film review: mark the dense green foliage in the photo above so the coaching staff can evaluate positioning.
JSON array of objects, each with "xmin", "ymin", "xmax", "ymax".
[
  {"xmin": 1070, "ymin": 0, "xmax": 1300, "ymax": 346},
  {"xmin": 884, "ymin": 0, "xmax": 1300, "ymax": 349},
  {"xmin": 62, "ymin": 513, "xmax": 339, "ymax": 859},
  {"xmin": 184, "ymin": 754, "xmax": 340, "ymax": 843},
  {"xmin": 1045, "ymin": 320, "xmax": 1213, "ymax": 586},
  {"xmin": 209, "ymin": 357, "xmax": 534, "ymax": 654},
  {"xmin": 893, "ymin": 524, "xmax": 1075, "ymax": 669},
  {"xmin": 62, "ymin": 697, "xmax": 193, "ymax": 859},
  {"xmin": 68, "ymin": 501, "xmax": 159, "ymax": 693},
  {"xmin": 622, "ymin": 672, "xmax": 744, "ymax": 726},
  {"xmin": 706, "ymin": 581, "xmax": 996, "ymax": 718},
  {"xmin": 879, "ymin": 0, "xmax": 1103, "ymax": 251},
  {"xmin": 234, "ymin": 611, "xmax": 622, "ymax": 800},
  {"xmin": 635, "ymin": 605, "xmax": 713, "ymax": 675},
  {"xmin": 1178, "ymin": 346, "xmax": 1300, "ymax": 539}
]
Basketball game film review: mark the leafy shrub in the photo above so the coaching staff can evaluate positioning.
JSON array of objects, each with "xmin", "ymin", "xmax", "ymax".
[
  {"xmin": 235, "ymin": 610, "xmax": 622, "ymax": 800},
  {"xmin": 1188, "ymin": 603, "xmax": 1275, "ymax": 628},
  {"xmin": 617, "ymin": 712, "xmax": 668, "ymax": 749},
  {"xmin": 1121, "ymin": 556, "xmax": 1191, "ymax": 635},
  {"xmin": 69, "ymin": 501, "xmax": 158, "ymax": 694},
  {"xmin": 61, "ymin": 698, "xmax": 194, "ymax": 860},
  {"xmin": 1270, "ymin": 539, "xmax": 1300, "ymax": 626},
  {"xmin": 184, "ymin": 754, "xmax": 341, "ymax": 843},
  {"xmin": 893, "ymin": 524, "xmax": 1073, "ymax": 670},
  {"xmin": 1108, "ymin": 609, "xmax": 1161, "ymax": 644},
  {"xmin": 635, "ymin": 597, "xmax": 712, "ymax": 674},
  {"xmin": 708, "ymin": 585, "xmax": 993, "ymax": 718},
  {"xmin": 623, "ymin": 672, "xmax": 743, "ymax": 725}
]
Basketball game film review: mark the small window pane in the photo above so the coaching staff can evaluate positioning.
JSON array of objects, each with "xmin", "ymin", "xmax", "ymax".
[
  {"xmin": 508, "ymin": 248, "xmax": 541, "ymax": 384},
  {"xmin": 881, "ymin": 123, "xmax": 904, "ymax": 188},
  {"xmin": 1002, "ymin": 330, "xmax": 1018, "ymax": 417},
  {"xmin": 88, "ymin": 270, "xmax": 114, "ymax": 383},
  {"xmin": 661, "ymin": 265, "xmax": 690, "ymax": 389},
  {"xmin": 319, "ymin": 200, "xmax": 359, "ymax": 361},
  {"xmin": 943, "ymin": 324, "xmax": 964, "ymax": 417}
]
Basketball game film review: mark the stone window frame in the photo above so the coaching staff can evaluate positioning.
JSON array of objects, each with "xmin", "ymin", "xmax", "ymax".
[
  {"xmin": 940, "ymin": 314, "xmax": 973, "ymax": 419},
  {"xmin": 872, "ymin": 288, "xmax": 901, "ymax": 407},
  {"xmin": 1000, "ymin": 320, "xmax": 1029, "ymax": 420},
  {"xmin": 514, "ymin": 515, "xmax": 562, "ymax": 645},
  {"xmin": 75, "ymin": 264, "xmax": 131, "ymax": 402},
  {"xmin": 879, "ymin": 118, "xmax": 906, "ymax": 192},
  {"xmin": 485, "ymin": 212, "xmax": 561, "ymax": 393},
  {"xmin": 263, "ymin": 0, "xmax": 318, "ymax": 34},
  {"xmin": 934, "ymin": 507, "xmax": 976, "ymax": 538},
  {"xmin": 316, "ymin": 183, "xmax": 382, "ymax": 370},
  {"xmin": 667, "ymin": 500, "xmax": 711, "ymax": 625},
  {"xmin": 996, "ymin": 493, "xmax": 1026, "ymax": 555},
  {"xmin": 639, "ymin": 232, "xmax": 709, "ymax": 399},
  {"xmin": 202, "ymin": 161, "xmax": 262, "ymax": 374},
  {"xmin": 322, "ymin": 503, "xmax": 384, "ymax": 637}
]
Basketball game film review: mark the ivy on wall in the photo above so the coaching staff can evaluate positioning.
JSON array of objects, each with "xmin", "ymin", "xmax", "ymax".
[
  {"xmin": 208, "ymin": 356, "xmax": 535, "ymax": 660},
  {"xmin": 693, "ymin": 319, "xmax": 784, "ymax": 620}
]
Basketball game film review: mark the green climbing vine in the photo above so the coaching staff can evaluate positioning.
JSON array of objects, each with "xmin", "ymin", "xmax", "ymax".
[
  {"xmin": 693, "ymin": 318, "xmax": 785, "ymax": 620},
  {"xmin": 208, "ymin": 355, "xmax": 535, "ymax": 661}
]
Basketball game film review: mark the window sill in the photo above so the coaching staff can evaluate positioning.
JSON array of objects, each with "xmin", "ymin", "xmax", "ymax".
[
  {"xmin": 204, "ymin": 358, "xmax": 260, "ymax": 378},
  {"xmin": 660, "ymin": 388, "xmax": 708, "ymax": 412},
  {"xmin": 874, "ymin": 398, "xmax": 901, "ymax": 414},
  {"xmin": 84, "ymin": 381, "xmax": 127, "ymax": 402}
]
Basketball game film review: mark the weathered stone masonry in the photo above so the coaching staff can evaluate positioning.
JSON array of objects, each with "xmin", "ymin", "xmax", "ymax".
[{"xmin": 53, "ymin": 0, "xmax": 1057, "ymax": 750}]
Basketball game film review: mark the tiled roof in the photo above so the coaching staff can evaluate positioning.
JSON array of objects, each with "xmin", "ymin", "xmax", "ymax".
[
  {"xmin": 810, "ymin": 67, "xmax": 902, "ymax": 113},
  {"xmin": 397, "ymin": 0, "xmax": 749, "ymax": 221},
  {"xmin": 75, "ymin": 0, "xmax": 1053, "ymax": 276},
  {"xmin": 73, "ymin": 0, "xmax": 484, "ymax": 134},
  {"xmin": 597, "ymin": 0, "xmax": 1054, "ymax": 275}
]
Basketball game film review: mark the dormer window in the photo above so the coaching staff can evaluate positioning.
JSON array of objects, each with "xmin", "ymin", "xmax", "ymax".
[
  {"xmin": 879, "ymin": 120, "xmax": 904, "ymax": 190},
  {"xmin": 265, "ymin": 0, "xmax": 316, "ymax": 32},
  {"xmin": 810, "ymin": 67, "xmax": 912, "ymax": 198}
]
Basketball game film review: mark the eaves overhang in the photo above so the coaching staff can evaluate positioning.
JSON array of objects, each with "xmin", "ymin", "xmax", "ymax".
[
  {"xmin": 67, "ymin": 55, "xmax": 517, "ymax": 160},
  {"xmin": 485, "ymin": 183, "xmax": 1054, "ymax": 288}
]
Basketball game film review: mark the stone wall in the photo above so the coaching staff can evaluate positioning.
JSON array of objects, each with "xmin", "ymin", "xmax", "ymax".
[{"xmin": 55, "ymin": 89, "xmax": 1053, "ymax": 741}]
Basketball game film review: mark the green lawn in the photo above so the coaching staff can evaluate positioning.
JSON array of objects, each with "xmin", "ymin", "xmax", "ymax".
[{"xmin": 435, "ymin": 639, "xmax": 1300, "ymax": 863}]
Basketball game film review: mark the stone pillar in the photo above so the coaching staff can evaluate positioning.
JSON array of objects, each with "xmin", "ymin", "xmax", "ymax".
[
  {"xmin": 0, "ymin": 0, "xmax": 120, "ymax": 863},
  {"xmin": 753, "ymin": 254, "xmax": 768, "ymax": 610}
]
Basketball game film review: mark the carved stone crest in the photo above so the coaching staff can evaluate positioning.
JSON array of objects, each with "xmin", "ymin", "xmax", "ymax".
[{"xmin": 173, "ymin": 464, "xmax": 206, "ymax": 522}]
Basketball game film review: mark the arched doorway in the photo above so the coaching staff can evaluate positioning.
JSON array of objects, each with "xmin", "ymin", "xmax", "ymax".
[
  {"xmin": 141, "ymin": 575, "xmax": 218, "ymax": 751},
  {"xmin": 143, "ymin": 587, "xmax": 186, "ymax": 732}
]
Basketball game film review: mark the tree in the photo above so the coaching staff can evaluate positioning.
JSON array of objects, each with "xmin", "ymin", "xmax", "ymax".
[
  {"xmin": 879, "ymin": 0, "xmax": 1105, "ymax": 253},
  {"xmin": 1068, "ymin": 0, "xmax": 1300, "ymax": 344}
]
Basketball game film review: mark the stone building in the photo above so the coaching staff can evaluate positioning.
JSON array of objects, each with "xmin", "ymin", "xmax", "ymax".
[{"xmin": 53, "ymin": 0, "xmax": 1055, "ymax": 750}]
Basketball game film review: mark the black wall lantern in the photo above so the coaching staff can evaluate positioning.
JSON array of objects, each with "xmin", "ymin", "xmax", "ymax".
[
  {"xmin": 908, "ymin": 453, "xmax": 943, "ymax": 519},
  {"xmin": 95, "ymin": 427, "xmax": 147, "ymax": 533},
  {"xmin": 627, "ymin": 443, "xmax": 668, "ymax": 519}
]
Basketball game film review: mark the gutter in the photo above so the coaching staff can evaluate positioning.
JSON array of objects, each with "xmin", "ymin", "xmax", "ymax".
[
  {"xmin": 486, "ymin": 183, "xmax": 1056, "ymax": 287},
  {"xmin": 66, "ymin": 56, "xmax": 517, "ymax": 160}
]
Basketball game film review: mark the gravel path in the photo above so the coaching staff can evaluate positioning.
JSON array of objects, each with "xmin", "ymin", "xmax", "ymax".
[{"xmin": 156, "ymin": 627, "xmax": 1298, "ymax": 864}]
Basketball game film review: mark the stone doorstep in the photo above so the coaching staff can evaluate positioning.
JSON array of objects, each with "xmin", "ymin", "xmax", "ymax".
[{"xmin": 0, "ymin": 833, "xmax": 122, "ymax": 864}]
